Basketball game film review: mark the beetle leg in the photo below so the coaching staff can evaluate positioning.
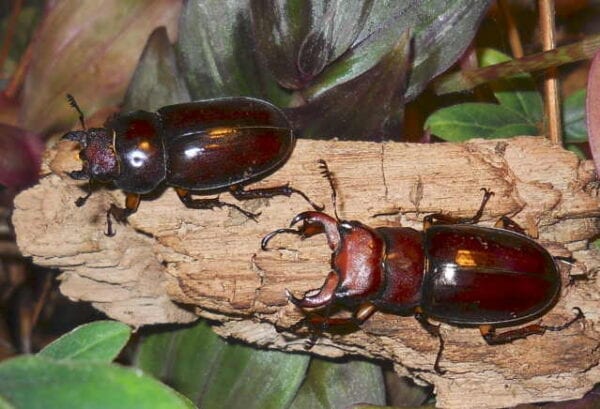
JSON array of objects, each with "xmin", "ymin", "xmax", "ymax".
[
  {"xmin": 414, "ymin": 309, "xmax": 446, "ymax": 374},
  {"xmin": 105, "ymin": 193, "xmax": 140, "ymax": 236},
  {"xmin": 423, "ymin": 188, "xmax": 494, "ymax": 230},
  {"xmin": 229, "ymin": 184, "xmax": 323, "ymax": 211},
  {"xmin": 74, "ymin": 181, "xmax": 93, "ymax": 207},
  {"xmin": 480, "ymin": 307, "xmax": 584, "ymax": 344},
  {"xmin": 493, "ymin": 216, "xmax": 527, "ymax": 234},
  {"xmin": 284, "ymin": 302, "xmax": 378, "ymax": 349},
  {"xmin": 175, "ymin": 188, "xmax": 260, "ymax": 221}
]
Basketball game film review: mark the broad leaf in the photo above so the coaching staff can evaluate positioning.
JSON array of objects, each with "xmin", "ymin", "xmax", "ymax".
[
  {"xmin": 122, "ymin": 27, "xmax": 191, "ymax": 113},
  {"xmin": 288, "ymin": 358, "xmax": 385, "ymax": 409},
  {"xmin": 290, "ymin": 29, "xmax": 411, "ymax": 139},
  {"xmin": 38, "ymin": 320, "xmax": 131, "ymax": 363},
  {"xmin": 402, "ymin": 0, "xmax": 493, "ymax": 100},
  {"xmin": 297, "ymin": 1, "xmax": 374, "ymax": 79},
  {"xmin": 563, "ymin": 89, "xmax": 587, "ymax": 142},
  {"xmin": 0, "ymin": 123, "xmax": 43, "ymax": 190},
  {"xmin": 20, "ymin": 0, "xmax": 181, "ymax": 133},
  {"xmin": 425, "ymin": 103, "xmax": 539, "ymax": 141},
  {"xmin": 302, "ymin": 11, "xmax": 408, "ymax": 101},
  {"xmin": 479, "ymin": 48, "xmax": 543, "ymax": 124},
  {"xmin": 135, "ymin": 320, "xmax": 310, "ymax": 409},
  {"xmin": 251, "ymin": 0, "xmax": 314, "ymax": 89},
  {"xmin": 177, "ymin": 0, "xmax": 288, "ymax": 103},
  {"xmin": 0, "ymin": 356, "xmax": 195, "ymax": 409},
  {"xmin": 306, "ymin": 0, "xmax": 491, "ymax": 102}
]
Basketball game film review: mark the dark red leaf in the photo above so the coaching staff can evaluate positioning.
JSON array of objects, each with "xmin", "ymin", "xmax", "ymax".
[{"xmin": 0, "ymin": 123, "xmax": 43, "ymax": 190}]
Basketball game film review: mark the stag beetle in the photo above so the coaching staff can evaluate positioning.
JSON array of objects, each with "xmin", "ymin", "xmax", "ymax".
[
  {"xmin": 62, "ymin": 95, "xmax": 320, "ymax": 235},
  {"xmin": 262, "ymin": 160, "xmax": 584, "ymax": 373}
]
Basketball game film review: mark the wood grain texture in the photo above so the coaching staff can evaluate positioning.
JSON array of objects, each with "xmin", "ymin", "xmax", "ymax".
[{"xmin": 13, "ymin": 137, "xmax": 600, "ymax": 408}]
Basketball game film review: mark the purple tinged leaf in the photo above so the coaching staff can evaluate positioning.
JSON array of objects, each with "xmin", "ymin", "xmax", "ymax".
[
  {"xmin": 0, "ymin": 123, "xmax": 43, "ymax": 190},
  {"xmin": 122, "ymin": 27, "xmax": 191, "ymax": 113},
  {"xmin": 20, "ymin": 0, "xmax": 182, "ymax": 133},
  {"xmin": 586, "ymin": 51, "xmax": 600, "ymax": 176},
  {"xmin": 251, "ymin": 0, "xmax": 313, "ymax": 89},
  {"xmin": 297, "ymin": 0, "xmax": 374, "ymax": 79},
  {"xmin": 404, "ymin": 0, "xmax": 492, "ymax": 100},
  {"xmin": 303, "ymin": 14, "xmax": 407, "ymax": 100},
  {"xmin": 289, "ymin": 30, "xmax": 411, "ymax": 140},
  {"xmin": 178, "ymin": 0, "xmax": 265, "ymax": 98},
  {"xmin": 303, "ymin": 0, "xmax": 491, "ymax": 103}
]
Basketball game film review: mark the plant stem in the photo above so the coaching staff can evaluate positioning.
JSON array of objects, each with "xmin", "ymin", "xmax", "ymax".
[
  {"xmin": 539, "ymin": 0, "xmax": 562, "ymax": 145},
  {"xmin": 432, "ymin": 33, "xmax": 600, "ymax": 95},
  {"xmin": 498, "ymin": 0, "xmax": 523, "ymax": 59}
]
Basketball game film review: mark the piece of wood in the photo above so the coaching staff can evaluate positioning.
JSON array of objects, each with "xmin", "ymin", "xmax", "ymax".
[{"xmin": 13, "ymin": 137, "xmax": 600, "ymax": 408}]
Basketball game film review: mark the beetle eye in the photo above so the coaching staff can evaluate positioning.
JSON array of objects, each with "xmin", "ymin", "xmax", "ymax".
[{"xmin": 79, "ymin": 151, "xmax": 87, "ymax": 161}]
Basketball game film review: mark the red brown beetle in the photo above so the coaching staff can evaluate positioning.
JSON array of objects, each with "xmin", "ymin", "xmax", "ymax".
[
  {"xmin": 262, "ymin": 160, "xmax": 584, "ymax": 373},
  {"xmin": 63, "ymin": 95, "xmax": 320, "ymax": 235}
]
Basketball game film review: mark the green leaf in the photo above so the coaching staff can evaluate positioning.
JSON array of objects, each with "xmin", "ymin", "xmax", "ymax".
[
  {"xmin": 122, "ymin": 27, "xmax": 191, "ymax": 113},
  {"xmin": 135, "ymin": 320, "xmax": 310, "ymax": 409},
  {"xmin": 425, "ymin": 103, "xmax": 539, "ymax": 141},
  {"xmin": 288, "ymin": 358, "xmax": 385, "ymax": 409},
  {"xmin": 403, "ymin": 0, "xmax": 493, "ymax": 100},
  {"xmin": 291, "ymin": 29, "xmax": 411, "ymax": 139},
  {"xmin": 479, "ymin": 48, "xmax": 543, "ymax": 124},
  {"xmin": 177, "ymin": 0, "xmax": 290, "ymax": 104},
  {"xmin": 0, "ymin": 394, "xmax": 16, "ymax": 409},
  {"xmin": 566, "ymin": 143, "xmax": 587, "ymax": 159},
  {"xmin": 297, "ymin": 1, "xmax": 375, "ymax": 79},
  {"xmin": 0, "ymin": 356, "xmax": 195, "ymax": 409},
  {"xmin": 563, "ymin": 89, "xmax": 588, "ymax": 142},
  {"xmin": 303, "ymin": 7, "xmax": 408, "ymax": 100},
  {"xmin": 38, "ymin": 320, "xmax": 131, "ymax": 363}
]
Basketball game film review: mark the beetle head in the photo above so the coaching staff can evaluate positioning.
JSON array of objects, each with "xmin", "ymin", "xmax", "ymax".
[{"xmin": 62, "ymin": 128, "xmax": 119, "ymax": 182}]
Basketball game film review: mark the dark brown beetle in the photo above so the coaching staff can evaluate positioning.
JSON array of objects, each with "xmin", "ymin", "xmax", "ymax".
[
  {"xmin": 262, "ymin": 160, "xmax": 584, "ymax": 373},
  {"xmin": 62, "ymin": 95, "xmax": 320, "ymax": 235}
]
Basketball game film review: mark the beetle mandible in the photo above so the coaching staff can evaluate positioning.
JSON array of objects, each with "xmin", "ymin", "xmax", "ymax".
[
  {"xmin": 262, "ymin": 160, "xmax": 584, "ymax": 373},
  {"xmin": 62, "ymin": 95, "xmax": 321, "ymax": 235}
]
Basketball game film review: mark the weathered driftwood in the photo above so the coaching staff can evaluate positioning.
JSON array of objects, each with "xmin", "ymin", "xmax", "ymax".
[{"xmin": 13, "ymin": 137, "xmax": 600, "ymax": 409}]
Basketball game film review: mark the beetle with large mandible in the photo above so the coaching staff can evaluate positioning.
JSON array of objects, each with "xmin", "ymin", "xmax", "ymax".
[
  {"xmin": 62, "ymin": 96, "xmax": 321, "ymax": 235},
  {"xmin": 262, "ymin": 160, "xmax": 584, "ymax": 373}
]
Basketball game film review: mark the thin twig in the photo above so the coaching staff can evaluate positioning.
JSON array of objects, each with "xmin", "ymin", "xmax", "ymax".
[
  {"xmin": 432, "ymin": 33, "xmax": 600, "ymax": 95},
  {"xmin": 539, "ymin": 0, "xmax": 562, "ymax": 145},
  {"xmin": 498, "ymin": 0, "xmax": 524, "ymax": 58}
]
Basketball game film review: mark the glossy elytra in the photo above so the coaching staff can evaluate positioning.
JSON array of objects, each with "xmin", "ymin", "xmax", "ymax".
[{"xmin": 62, "ymin": 95, "xmax": 320, "ymax": 235}]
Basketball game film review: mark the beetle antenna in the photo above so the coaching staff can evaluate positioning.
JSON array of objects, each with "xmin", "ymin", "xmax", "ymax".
[
  {"xmin": 66, "ymin": 94, "xmax": 87, "ymax": 130},
  {"xmin": 318, "ymin": 159, "xmax": 340, "ymax": 220}
]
